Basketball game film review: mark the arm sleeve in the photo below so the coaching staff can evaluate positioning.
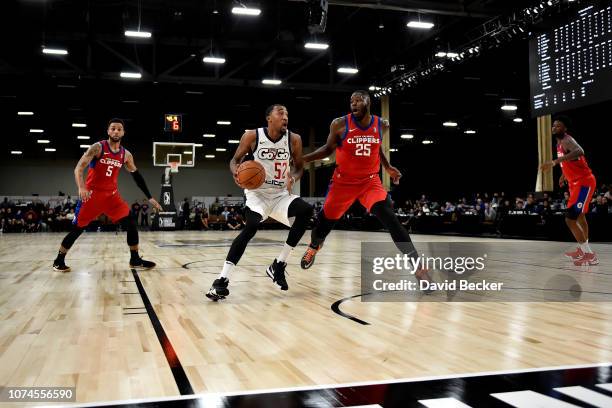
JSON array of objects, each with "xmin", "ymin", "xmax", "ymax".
[{"xmin": 131, "ymin": 170, "xmax": 153, "ymax": 199}]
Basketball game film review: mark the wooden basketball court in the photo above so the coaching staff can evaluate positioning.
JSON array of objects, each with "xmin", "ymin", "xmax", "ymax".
[{"xmin": 0, "ymin": 230, "xmax": 610, "ymax": 405}]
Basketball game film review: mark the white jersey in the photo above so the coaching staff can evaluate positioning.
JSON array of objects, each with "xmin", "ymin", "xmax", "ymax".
[{"xmin": 247, "ymin": 127, "xmax": 292, "ymax": 194}]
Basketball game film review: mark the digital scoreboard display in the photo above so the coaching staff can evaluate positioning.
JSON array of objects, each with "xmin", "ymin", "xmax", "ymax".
[
  {"xmin": 529, "ymin": 3, "xmax": 612, "ymax": 116},
  {"xmin": 164, "ymin": 114, "xmax": 182, "ymax": 133}
]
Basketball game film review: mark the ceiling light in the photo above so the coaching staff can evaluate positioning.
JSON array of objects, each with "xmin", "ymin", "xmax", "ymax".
[
  {"xmin": 194, "ymin": 143, "xmax": 203, "ymax": 147},
  {"xmin": 231, "ymin": 7, "xmax": 261, "ymax": 16},
  {"xmin": 337, "ymin": 67, "xmax": 358, "ymax": 74},
  {"xmin": 120, "ymin": 72, "xmax": 142, "ymax": 79},
  {"xmin": 203, "ymin": 56, "xmax": 226, "ymax": 64},
  {"xmin": 10, "ymin": 151, "xmax": 22, "ymax": 155},
  {"xmin": 79, "ymin": 144, "xmax": 90, "ymax": 148},
  {"xmin": 422, "ymin": 140, "xmax": 433, "ymax": 144},
  {"xmin": 401, "ymin": 134, "xmax": 414, "ymax": 139},
  {"xmin": 304, "ymin": 42, "xmax": 329, "ymax": 50},
  {"xmin": 30, "ymin": 129, "xmax": 44, "ymax": 133},
  {"xmin": 513, "ymin": 117, "xmax": 523, "ymax": 123},
  {"xmin": 446, "ymin": 52, "xmax": 459, "ymax": 58},
  {"xmin": 203, "ymin": 133, "xmax": 216, "ymax": 138},
  {"xmin": 17, "ymin": 111, "xmax": 34, "ymax": 116},
  {"xmin": 37, "ymin": 139, "xmax": 50, "ymax": 144},
  {"xmin": 407, "ymin": 21, "xmax": 434, "ymax": 29},
  {"xmin": 389, "ymin": 148, "xmax": 398, "ymax": 152},
  {"xmin": 72, "ymin": 123, "xmax": 87, "ymax": 128},
  {"xmin": 42, "ymin": 48, "xmax": 68, "ymax": 55},
  {"xmin": 216, "ymin": 148, "xmax": 227, "ymax": 152},
  {"xmin": 262, "ymin": 79, "xmax": 282, "ymax": 85},
  {"xmin": 228, "ymin": 140, "xmax": 240, "ymax": 144},
  {"xmin": 435, "ymin": 52, "xmax": 447, "ymax": 57},
  {"xmin": 77, "ymin": 136, "xmax": 90, "ymax": 140},
  {"xmin": 464, "ymin": 130, "xmax": 476, "ymax": 134},
  {"xmin": 183, "ymin": 150, "xmax": 193, "ymax": 154},
  {"xmin": 501, "ymin": 104, "xmax": 518, "ymax": 111},
  {"xmin": 125, "ymin": 30, "xmax": 152, "ymax": 38},
  {"xmin": 443, "ymin": 121, "xmax": 458, "ymax": 127},
  {"xmin": 45, "ymin": 148, "xmax": 56, "ymax": 152},
  {"xmin": 217, "ymin": 121, "xmax": 231, "ymax": 125},
  {"xmin": 205, "ymin": 154, "xmax": 215, "ymax": 158}
]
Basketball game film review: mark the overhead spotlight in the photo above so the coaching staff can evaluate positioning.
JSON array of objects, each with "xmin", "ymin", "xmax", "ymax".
[
  {"xmin": 29, "ymin": 129, "xmax": 44, "ymax": 133},
  {"xmin": 435, "ymin": 51, "xmax": 447, "ymax": 57},
  {"xmin": 446, "ymin": 52, "xmax": 458, "ymax": 58},
  {"xmin": 407, "ymin": 21, "xmax": 434, "ymax": 29},
  {"xmin": 262, "ymin": 79, "xmax": 282, "ymax": 85},
  {"xmin": 228, "ymin": 140, "xmax": 240, "ymax": 144},
  {"xmin": 231, "ymin": 6, "xmax": 261, "ymax": 16},
  {"xmin": 125, "ymin": 30, "xmax": 152, "ymax": 38},
  {"xmin": 501, "ymin": 104, "xmax": 518, "ymax": 111},
  {"xmin": 304, "ymin": 42, "xmax": 329, "ymax": 50},
  {"xmin": 42, "ymin": 47, "xmax": 68, "ymax": 55},
  {"xmin": 389, "ymin": 148, "xmax": 398, "ymax": 152},
  {"xmin": 217, "ymin": 121, "xmax": 231, "ymax": 125},
  {"xmin": 422, "ymin": 140, "xmax": 433, "ymax": 145},
  {"xmin": 45, "ymin": 148, "xmax": 56, "ymax": 152},
  {"xmin": 10, "ymin": 151, "xmax": 23, "ymax": 155},
  {"xmin": 194, "ymin": 143, "xmax": 203, "ymax": 147},
  {"xmin": 77, "ymin": 136, "xmax": 90, "ymax": 140},
  {"xmin": 120, "ymin": 72, "xmax": 142, "ymax": 79},
  {"xmin": 72, "ymin": 123, "xmax": 87, "ymax": 128},
  {"xmin": 401, "ymin": 134, "xmax": 414, "ymax": 139},
  {"xmin": 215, "ymin": 148, "xmax": 227, "ymax": 152},
  {"xmin": 205, "ymin": 154, "xmax": 216, "ymax": 158},
  {"xmin": 337, "ymin": 67, "xmax": 358, "ymax": 74},
  {"xmin": 464, "ymin": 130, "xmax": 476, "ymax": 134},
  {"xmin": 443, "ymin": 121, "xmax": 458, "ymax": 127},
  {"xmin": 37, "ymin": 139, "xmax": 50, "ymax": 144},
  {"xmin": 17, "ymin": 111, "xmax": 34, "ymax": 116},
  {"xmin": 79, "ymin": 144, "xmax": 90, "ymax": 148},
  {"xmin": 203, "ymin": 56, "xmax": 226, "ymax": 64},
  {"xmin": 203, "ymin": 133, "xmax": 216, "ymax": 138},
  {"xmin": 513, "ymin": 117, "xmax": 523, "ymax": 123}
]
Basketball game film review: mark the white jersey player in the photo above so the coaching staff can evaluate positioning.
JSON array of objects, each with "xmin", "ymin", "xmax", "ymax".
[{"xmin": 206, "ymin": 105, "xmax": 313, "ymax": 301}]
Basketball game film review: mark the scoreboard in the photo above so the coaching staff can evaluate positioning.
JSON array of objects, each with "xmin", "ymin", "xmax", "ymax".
[
  {"xmin": 529, "ymin": 3, "xmax": 612, "ymax": 116},
  {"xmin": 164, "ymin": 114, "xmax": 182, "ymax": 133}
]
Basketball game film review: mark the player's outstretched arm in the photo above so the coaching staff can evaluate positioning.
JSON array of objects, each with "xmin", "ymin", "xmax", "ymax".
[
  {"xmin": 302, "ymin": 117, "xmax": 343, "ymax": 163},
  {"xmin": 124, "ymin": 150, "xmax": 162, "ymax": 210},
  {"xmin": 287, "ymin": 132, "xmax": 304, "ymax": 191},
  {"xmin": 230, "ymin": 130, "xmax": 256, "ymax": 186},
  {"xmin": 540, "ymin": 136, "xmax": 585, "ymax": 170},
  {"xmin": 74, "ymin": 142, "xmax": 101, "ymax": 202}
]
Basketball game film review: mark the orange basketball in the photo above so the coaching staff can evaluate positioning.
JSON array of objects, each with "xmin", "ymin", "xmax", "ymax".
[{"xmin": 237, "ymin": 160, "xmax": 265, "ymax": 189}]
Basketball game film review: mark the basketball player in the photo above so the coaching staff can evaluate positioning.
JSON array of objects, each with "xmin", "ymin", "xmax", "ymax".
[
  {"xmin": 299, "ymin": 90, "xmax": 429, "ymax": 282},
  {"xmin": 206, "ymin": 105, "xmax": 313, "ymax": 300},
  {"xmin": 52, "ymin": 118, "xmax": 162, "ymax": 272},
  {"xmin": 540, "ymin": 115, "xmax": 598, "ymax": 266}
]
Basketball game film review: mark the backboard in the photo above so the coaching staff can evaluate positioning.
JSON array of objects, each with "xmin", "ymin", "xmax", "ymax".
[{"xmin": 153, "ymin": 142, "xmax": 195, "ymax": 167}]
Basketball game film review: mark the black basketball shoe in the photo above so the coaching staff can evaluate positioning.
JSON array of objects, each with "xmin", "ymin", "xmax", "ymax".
[
  {"xmin": 266, "ymin": 259, "xmax": 288, "ymax": 290},
  {"xmin": 206, "ymin": 277, "xmax": 230, "ymax": 301},
  {"xmin": 300, "ymin": 244, "xmax": 321, "ymax": 269},
  {"xmin": 52, "ymin": 260, "xmax": 71, "ymax": 272},
  {"xmin": 129, "ymin": 257, "xmax": 156, "ymax": 270}
]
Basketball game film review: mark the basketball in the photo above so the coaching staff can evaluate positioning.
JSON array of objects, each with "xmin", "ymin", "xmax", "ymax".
[{"xmin": 237, "ymin": 160, "xmax": 265, "ymax": 189}]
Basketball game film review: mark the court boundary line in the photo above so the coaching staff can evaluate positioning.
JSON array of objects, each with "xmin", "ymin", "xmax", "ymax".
[
  {"xmin": 131, "ymin": 268, "xmax": 194, "ymax": 396},
  {"xmin": 60, "ymin": 361, "xmax": 612, "ymax": 408}
]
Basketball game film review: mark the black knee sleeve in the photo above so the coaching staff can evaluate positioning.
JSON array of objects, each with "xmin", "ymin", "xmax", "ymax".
[
  {"xmin": 370, "ymin": 198, "xmax": 417, "ymax": 257},
  {"xmin": 60, "ymin": 224, "xmax": 84, "ymax": 250},
  {"xmin": 286, "ymin": 199, "xmax": 313, "ymax": 247},
  {"xmin": 311, "ymin": 209, "xmax": 337, "ymax": 248},
  {"xmin": 226, "ymin": 208, "xmax": 261, "ymax": 265},
  {"xmin": 120, "ymin": 216, "xmax": 139, "ymax": 246}
]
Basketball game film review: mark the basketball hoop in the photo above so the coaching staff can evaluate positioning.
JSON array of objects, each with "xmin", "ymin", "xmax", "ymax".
[{"xmin": 168, "ymin": 162, "xmax": 180, "ymax": 173}]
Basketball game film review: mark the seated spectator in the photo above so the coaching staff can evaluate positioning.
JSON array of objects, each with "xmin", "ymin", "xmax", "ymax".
[
  {"xmin": 524, "ymin": 195, "xmax": 539, "ymax": 214},
  {"xmin": 221, "ymin": 206, "xmax": 230, "ymax": 221},
  {"xmin": 483, "ymin": 202, "xmax": 496, "ymax": 222},
  {"xmin": 227, "ymin": 214, "xmax": 243, "ymax": 230}
]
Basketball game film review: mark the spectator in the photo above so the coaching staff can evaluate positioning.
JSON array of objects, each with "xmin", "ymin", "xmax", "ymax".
[
  {"xmin": 524, "ymin": 195, "xmax": 538, "ymax": 214},
  {"xmin": 227, "ymin": 214, "xmax": 242, "ymax": 230},
  {"xmin": 221, "ymin": 206, "xmax": 230, "ymax": 221},
  {"xmin": 484, "ymin": 202, "xmax": 496, "ymax": 222},
  {"xmin": 140, "ymin": 199, "xmax": 150, "ymax": 227},
  {"xmin": 131, "ymin": 201, "xmax": 141, "ymax": 218},
  {"xmin": 181, "ymin": 198, "xmax": 190, "ymax": 230}
]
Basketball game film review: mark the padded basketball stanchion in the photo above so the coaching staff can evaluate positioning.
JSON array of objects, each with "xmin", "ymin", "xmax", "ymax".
[{"xmin": 154, "ymin": 164, "xmax": 178, "ymax": 230}]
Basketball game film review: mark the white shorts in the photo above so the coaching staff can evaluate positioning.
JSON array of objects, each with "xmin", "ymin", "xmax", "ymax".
[{"xmin": 245, "ymin": 189, "xmax": 300, "ymax": 227}]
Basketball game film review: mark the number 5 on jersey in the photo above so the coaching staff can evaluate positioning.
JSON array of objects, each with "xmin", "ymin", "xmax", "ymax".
[
  {"xmin": 106, "ymin": 165, "xmax": 113, "ymax": 177},
  {"xmin": 274, "ymin": 162, "xmax": 288, "ymax": 179}
]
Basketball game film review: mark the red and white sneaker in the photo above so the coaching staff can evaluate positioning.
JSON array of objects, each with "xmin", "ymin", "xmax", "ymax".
[
  {"xmin": 565, "ymin": 247, "xmax": 584, "ymax": 261},
  {"xmin": 573, "ymin": 252, "xmax": 599, "ymax": 266}
]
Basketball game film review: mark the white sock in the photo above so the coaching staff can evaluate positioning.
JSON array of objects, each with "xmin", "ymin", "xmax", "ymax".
[
  {"xmin": 580, "ymin": 240, "xmax": 593, "ymax": 254},
  {"xmin": 277, "ymin": 243, "xmax": 294, "ymax": 263},
  {"xmin": 219, "ymin": 261, "xmax": 235, "ymax": 279}
]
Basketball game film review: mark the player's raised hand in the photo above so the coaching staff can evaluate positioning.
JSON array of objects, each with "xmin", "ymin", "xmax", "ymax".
[
  {"xmin": 79, "ymin": 187, "xmax": 91, "ymax": 202},
  {"xmin": 387, "ymin": 166, "xmax": 402, "ymax": 185},
  {"xmin": 558, "ymin": 174, "xmax": 566, "ymax": 188},
  {"xmin": 149, "ymin": 198, "xmax": 162, "ymax": 211}
]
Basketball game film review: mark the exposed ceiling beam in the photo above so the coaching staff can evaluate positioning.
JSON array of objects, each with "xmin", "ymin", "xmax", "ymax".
[{"xmin": 288, "ymin": 0, "xmax": 495, "ymax": 18}]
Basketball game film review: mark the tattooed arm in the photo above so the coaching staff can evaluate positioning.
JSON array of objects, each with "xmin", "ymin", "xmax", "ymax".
[{"xmin": 74, "ymin": 142, "xmax": 101, "ymax": 202}]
